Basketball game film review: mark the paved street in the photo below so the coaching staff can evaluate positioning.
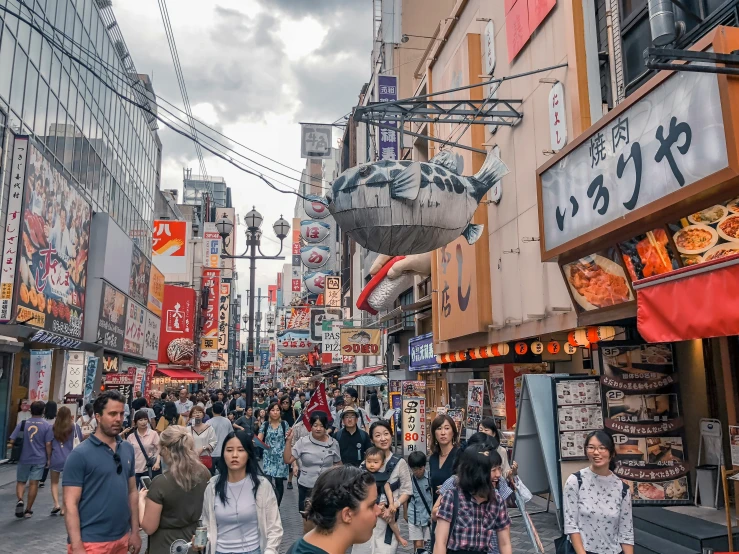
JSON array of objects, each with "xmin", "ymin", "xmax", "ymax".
[{"xmin": 0, "ymin": 463, "xmax": 561, "ymax": 553}]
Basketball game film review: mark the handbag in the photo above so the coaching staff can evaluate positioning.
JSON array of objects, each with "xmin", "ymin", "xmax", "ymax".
[
  {"xmin": 73, "ymin": 426, "xmax": 81, "ymax": 449},
  {"xmin": 553, "ymin": 535, "xmax": 577, "ymax": 554},
  {"xmin": 191, "ymin": 427, "xmax": 213, "ymax": 470},
  {"xmin": 10, "ymin": 421, "xmax": 26, "ymax": 462},
  {"xmin": 514, "ymin": 476, "xmax": 533, "ymax": 503}
]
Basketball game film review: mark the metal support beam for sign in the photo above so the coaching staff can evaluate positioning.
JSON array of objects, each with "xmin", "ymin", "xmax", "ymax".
[
  {"xmin": 355, "ymin": 98, "xmax": 524, "ymax": 126},
  {"xmin": 371, "ymin": 121, "xmax": 487, "ymax": 155},
  {"xmin": 644, "ymin": 47, "xmax": 739, "ymax": 75}
]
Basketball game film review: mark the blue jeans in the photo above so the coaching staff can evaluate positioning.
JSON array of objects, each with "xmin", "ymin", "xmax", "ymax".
[{"xmin": 216, "ymin": 548, "xmax": 261, "ymax": 554}]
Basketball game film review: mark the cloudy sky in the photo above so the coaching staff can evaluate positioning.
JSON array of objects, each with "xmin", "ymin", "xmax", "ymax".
[{"xmin": 113, "ymin": 0, "xmax": 373, "ymax": 309}]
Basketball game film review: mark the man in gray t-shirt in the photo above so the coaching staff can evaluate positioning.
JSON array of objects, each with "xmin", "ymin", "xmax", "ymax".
[{"xmin": 207, "ymin": 402, "xmax": 233, "ymax": 471}]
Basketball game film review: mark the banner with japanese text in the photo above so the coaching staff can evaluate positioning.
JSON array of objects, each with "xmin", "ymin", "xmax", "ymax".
[
  {"xmin": 401, "ymin": 380, "xmax": 426, "ymax": 457},
  {"xmin": 377, "ymin": 75, "xmax": 398, "ymax": 160},
  {"xmin": 200, "ymin": 268, "xmax": 220, "ymax": 362},
  {"xmin": 30, "ymin": 349, "xmax": 52, "ymax": 402},
  {"xmin": 158, "ymin": 285, "xmax": 195, "ymax": 364}
]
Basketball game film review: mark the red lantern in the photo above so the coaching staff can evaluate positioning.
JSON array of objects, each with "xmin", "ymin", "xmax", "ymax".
[
  {"xmin": 586, "ymin": 327, "xmax": 600, "ymax": 344},
  {"xmin": 515, "ymin": 342, "xmax": 528, "ymax": 355},
  {"xmin": 567, "ymin": 331, "xmax": 578, "ymax": 347},
  {"xmin": 547, "ymin": 341, "xmax": 561, "ymax": 354}
]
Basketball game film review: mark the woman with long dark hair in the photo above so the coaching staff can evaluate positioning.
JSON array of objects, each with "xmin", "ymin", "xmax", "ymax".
[
  {"xmin": 197, "ymin": 431, "xmax": 283, "ymax": 554},
  {"xmin": 39, "ymin": 400, "xmax": 58, "ymax": 488},
  {"xmin": 428, "ymin": 414, "xmax": 459, "ymax": 501},
  {"xmin": 563, "ymin": 430, "xmax": 633, "ymax": 554},
  {"xmin": 139, "ymin": 426, "xmax": 211, "ymax": 553},
  {"xmin": 288, "ymin": 466, "xmax": 381, "ymax": 554},
  {"xmin": 49, "ymin": 406, "xmax": 81, "ymax": 515},
  {"xmin": 478, "ymin": 417, "xmax": 513, "ymax": 477},
  {"xmin": 258, "ymin": 402, "xmax": 290, "ymax": 505},
  {"xmin": 433, "ymin": 445, "xmax": 512, "ymax": 554}
]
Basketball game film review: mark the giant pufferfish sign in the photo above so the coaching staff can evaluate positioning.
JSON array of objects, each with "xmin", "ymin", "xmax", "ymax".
[{"xmin": 321, "ymin": 149, "xmax": 508, "ymax": 255}]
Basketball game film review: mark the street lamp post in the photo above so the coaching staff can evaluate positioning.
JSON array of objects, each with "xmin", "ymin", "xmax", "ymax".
[{"xmin": 218, "ymin": 208, "xmax": 289, "ymax": 409}]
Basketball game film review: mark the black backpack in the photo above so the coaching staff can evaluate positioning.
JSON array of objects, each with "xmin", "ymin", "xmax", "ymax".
[{"xmin": 9, "ymin": 420, "xmax": 26, "ymax": 463}]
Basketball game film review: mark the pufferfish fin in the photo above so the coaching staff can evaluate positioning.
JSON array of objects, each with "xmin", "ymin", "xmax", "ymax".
[
  {"xmin": 462, "ymin": 223, "xmax": 484, "ymax": 245},
  {"xmin": 429, "ymin": 150, "xmax": 460, "ymax": 174},
  {"xmin": 390, "ymin": 163, "xmax": 422, "ymax": 201}
]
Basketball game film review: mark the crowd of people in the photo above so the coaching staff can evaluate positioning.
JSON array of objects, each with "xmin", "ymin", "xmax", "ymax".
[{"xmin": 5, "ymin": 383, "xmax": 634, "ymax": 554}]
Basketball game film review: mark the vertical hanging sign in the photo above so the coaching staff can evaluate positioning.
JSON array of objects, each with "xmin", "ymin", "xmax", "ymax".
[
  {"xmin": 377, "ymin": 75, "xmax": 399, "ymax": 160},
  {"xmin": 292, "ymin": 219, "xmax": 301, "ymax": 293},
  {"xmin": 200, "ymin": 268, "xmax": 221, "ymax": 363},
  {"xmin": 30, "ymin": 349, "xmax": 53, "ymax": 401},
  {"xmin": 0, "ymin": 136, "xmax": 28, "ymax": 321},
  {"xmin": 401, "ymin": 380, "xmax": 427, "ymax": 457},
  {"xmin": 202, "ymin": 223, "xmax": 222, "ymax": 268}
]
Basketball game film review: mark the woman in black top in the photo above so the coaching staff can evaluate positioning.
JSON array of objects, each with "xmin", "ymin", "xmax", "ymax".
[
  {"xmin": 280, "ymin": 396, "xmax": 298, "ymax": 426},
  {"xmin": 428, "ymin": 414, "xmax": 459, "ymax": 500}
]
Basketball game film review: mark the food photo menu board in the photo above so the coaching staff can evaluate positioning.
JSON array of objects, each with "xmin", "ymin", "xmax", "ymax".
[
  {"xmin": 555, "ymin": 377, "xmax": 604, "ymax": 460},
  {"xmin": 599, "ymin": 343, "xmax": 690, "ymax": 505}
]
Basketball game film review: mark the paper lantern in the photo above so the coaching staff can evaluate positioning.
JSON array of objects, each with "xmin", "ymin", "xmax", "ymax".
[
  {"xmin": 303, "ymin": 194, "xmax": 331, "ymax": 219},
  {"xmin": 531, "ymin": 341, "xmax": 544, "ymax": 355},
  {"xmin": 564, "ymin": 343, "xmax": 577, "ymax": 355},
  {"xmin": 547, "ymin": 341, "xmax": 561, "ymax": 354},
  {"xmin": 573, "ymin": 328, "xmax": 590, "ymax": 347},
  {"xmin": 491, "ymin": 342, "xmax": 510, "ymax": 357},
  {"xmin": 325, "ymin": 149, "xmax": 509, "ymax": 255},
  {"xmin": 303, "ymin": 270, "xmax": 334, "ymax": 295},
  {"xmin": 567, "ymin": 331, "xmax": 578, "ymax": 347},
  {"xmin": 300, "ymin": 245, "xmax": 330, "ymax": 269},
  {"xmin": 300, "ymin": 220, "xmax": 331, "ymax": 243},
  {"xmin": 467, "ymin": 348, "xmax": 483, "ymax": 360},
  {"xmin": 515, "ymin": 342, "xmax": 528, "ymax": 355},
  {"xmin": 587, "ymin": 326, "xmax": 616, "ymax": 343}
]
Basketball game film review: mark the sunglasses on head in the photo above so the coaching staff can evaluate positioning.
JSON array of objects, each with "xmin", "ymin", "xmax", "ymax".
[{"xmin": 113, "ymin": 452, "xmax": 122, "ymax": 475}]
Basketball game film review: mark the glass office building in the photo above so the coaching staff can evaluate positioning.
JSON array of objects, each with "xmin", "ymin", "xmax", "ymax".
[{"xmin": 0, "ymin": 0, "xmax": 161, "ymax": 251}]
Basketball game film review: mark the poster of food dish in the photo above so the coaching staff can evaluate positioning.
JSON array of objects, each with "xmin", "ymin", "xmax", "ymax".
[
  {"xmin": 668, "ymin": 195, "xmax": 739, "ymax": 267},
  {"xmin": 15, "ymin": 144, "xmax": 91, "ymax": 339},
  {"xmin": 489, "ymin": 366, "xmax": 506, "ymax": 417},
  {"xmin": 618, "ymin": 229, "xmax": 679, "ymax": 281},
  {"xmin": 555, "ymin": 377, "xmax": 604, "ymax": 460},
  {"xmin": 563, "ymin": 249, "xmax": 634, "ymax": 311},
  {"xmin": 599, "ymin": 343, "xmax": 690, "ymax": 504}
]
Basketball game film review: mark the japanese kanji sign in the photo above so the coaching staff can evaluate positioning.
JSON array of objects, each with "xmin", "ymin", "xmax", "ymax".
[
  {"xmin": 129, "ymin": 244, "xmax": 151, "ymax": 306},
  {"xmin": 301, "ymin": 124, "xmax": 332, "ymax": 159},
  {"xmin": 143, "ymin": 311, "xmax": 161, "ymax": 361},
  {"xmin": 0, "ymin": 136, "xmax": 28, "ymax": 322},
  {"xmin": 539, "ymin": 70, "xmax": 728, "ymax": 256},
  {"xmin": 325, "ymin": 276, "xmax": 341, "ymax": 308},
  {"xmin": 408, "ymin": 333, "xmax": 439, "ymax": 371},
  {"xmin": 152, "ymin": 220, "xmax": 188, "ymax": 275},
  {"xmin": 123, "ymin": 299, "xmax": 145, "ymax": 356},
  {"xmin": 63, "ymin": 350, "xmax": 86, "ymax": 397},
  {"xmin": 147, "ymin": 265, "xmax": 165, "ymax": 317},
  {"xmin": 377, "ymin": 75, "xmax": 399, "ymax": 160},
  {"xmin": 548, "ymin": 81, "xmax": 567, "ymax": 152},
  {"xmin": 218, "ymin": 282, "xmax": 230, "ymax": 354},
  {"xmin": 401, "ymin": 380, "xmax": 426, "ymax": 457},
  {"xmin": 200, "ymin": 268, "xmax": 220, "ymax": 362}
]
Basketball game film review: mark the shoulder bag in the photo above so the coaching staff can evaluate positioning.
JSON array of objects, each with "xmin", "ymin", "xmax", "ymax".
[{"xmin": 10, "ymin": 421, "xmax": 26, "ymax": 462}]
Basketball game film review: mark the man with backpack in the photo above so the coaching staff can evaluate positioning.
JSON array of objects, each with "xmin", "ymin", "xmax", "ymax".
[
  {"xmin": 8, "ymin": 401, "xmax": 52, "ymax": 518},
  {"xmin": 333, "ymin": 407, "xmax": 371, "ymax": 467}
]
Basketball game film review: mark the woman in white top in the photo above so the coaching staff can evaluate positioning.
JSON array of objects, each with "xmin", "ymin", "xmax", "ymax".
[
  {"xmin": 197, "ymin": 431, "xmax": 283, "ymax": 554},
  {"xmin": 77, "ymin": 403, "xmax": 97, "ymax": 440},
  {"xmin": 563, "ymin": 430, "xmax": 634, "ymax": 554},
  {"xmin": 351, "ymin": 420, "xmax": 412, "ymax": 554},
  {"xmin": 188, "ymin": 405, "xmax": 218, "ymax": 471}
]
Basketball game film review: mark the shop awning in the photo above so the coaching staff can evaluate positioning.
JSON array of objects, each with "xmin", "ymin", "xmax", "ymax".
[
  {"xmin": 156, "ymin": 368, "xmax": 205, "ymax": 381},
  {"xmin": 339, "ymin": 365, "xmax": 385, "ymax": 383},
  {"xmin": 635, "ymin": 253, "xmax": 739, "ymax": 342}
]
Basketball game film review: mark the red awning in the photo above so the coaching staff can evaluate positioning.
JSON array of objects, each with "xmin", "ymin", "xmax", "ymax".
[
  {"xmin": 156, "ymin": 368, "xmax": 205, "ymax": 381},
  {"xmin": 339, "ymin": 365, "xmax": 384, "ymax": 383},
  {"xmin": 635, "ymin": 253, "xmax": 739, "ymax": 342}
]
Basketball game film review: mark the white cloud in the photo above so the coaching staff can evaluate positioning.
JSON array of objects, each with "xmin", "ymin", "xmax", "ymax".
[{"xmin": 112, "ymin": 0, "xmax": 370, "ymax": 295}]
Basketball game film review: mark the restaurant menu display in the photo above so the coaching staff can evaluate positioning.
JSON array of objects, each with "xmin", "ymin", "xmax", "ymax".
[
  {"xmin": 556, "ymin": 378, "xmax": 604, "ymax": 460},
  {"xmin": 599, "ymin": 343, "xmax": 690, "ymax": 505}
]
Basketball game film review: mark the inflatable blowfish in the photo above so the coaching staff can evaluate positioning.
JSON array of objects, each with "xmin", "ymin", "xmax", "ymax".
[{"xmin": 322, "ymin": 149, "xmax": 509, "ymax": 255}]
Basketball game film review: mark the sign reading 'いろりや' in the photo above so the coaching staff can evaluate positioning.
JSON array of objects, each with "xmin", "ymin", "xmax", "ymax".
[{"xmin": 539, "ymin": 70, "xmax": 728, "ymax": 256}]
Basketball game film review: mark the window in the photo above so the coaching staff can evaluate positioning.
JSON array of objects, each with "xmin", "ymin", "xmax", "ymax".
[
  {"xmin": 0, "ymin": 31, "xmax": 16, "ymax": 102},
  {"xmin": 398, "ymin": 288, "xmax": 414, "ymax": 328},
  {"xmin": 22, "ymin": 65, "xmax": 38, "ymax": 127},
  {"xmin": 10, "ymin": 48, "xmax": 28, "ymax": 117}
]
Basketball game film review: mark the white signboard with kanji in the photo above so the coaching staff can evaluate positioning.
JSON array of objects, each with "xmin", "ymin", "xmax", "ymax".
[
  {"xmin": 548, "ymin": 81, "xmax": 567, "ymax": 153},
  {"xmin": 540, "ymin": 71, "xmax": 728, "ymax": 252},
  {"xmin": 301, "ymin": 124, "xmax": 332, "ymax": 159}
]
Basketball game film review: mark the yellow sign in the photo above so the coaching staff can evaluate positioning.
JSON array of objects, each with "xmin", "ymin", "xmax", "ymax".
[{"xmin": 340, "ymin": 328, "xmax": 382, "ymax": 356}]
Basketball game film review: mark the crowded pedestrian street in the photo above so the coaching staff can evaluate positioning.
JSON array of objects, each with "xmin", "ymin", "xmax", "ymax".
[
  {"xmin": 0, "ymin": 458, "xmax": 561, "ymax": 554},
  {"xmin": 2, "ymin": 1, "xmax": 739, "ymax": 553}
]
